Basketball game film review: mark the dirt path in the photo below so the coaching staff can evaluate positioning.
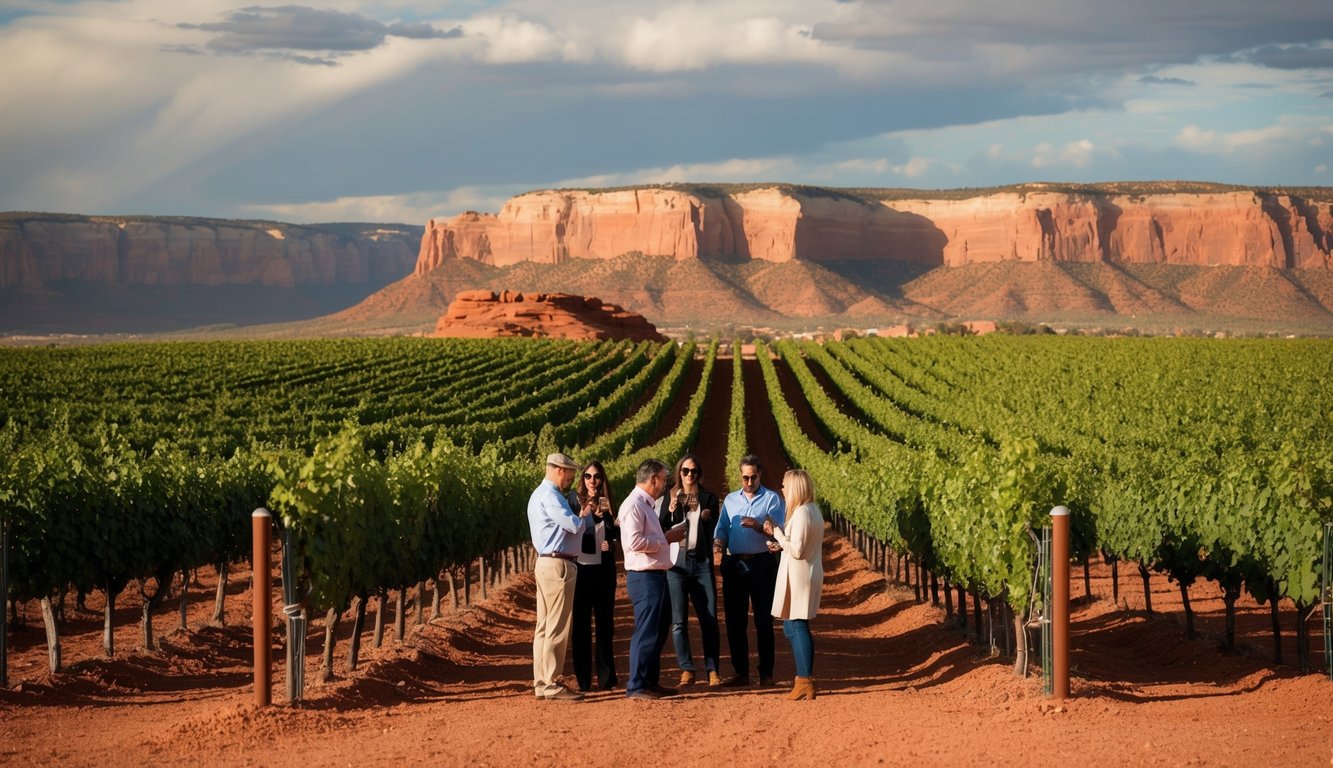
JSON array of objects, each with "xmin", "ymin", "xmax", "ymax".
[{"xmin": 1, "ymin": 532, "xmax": 1328, "ymax": 767}]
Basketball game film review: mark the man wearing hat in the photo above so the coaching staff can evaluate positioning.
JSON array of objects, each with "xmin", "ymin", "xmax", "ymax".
[{"xmin": 527, "ymin": 452, "xmax": 591, "ymax": 701}]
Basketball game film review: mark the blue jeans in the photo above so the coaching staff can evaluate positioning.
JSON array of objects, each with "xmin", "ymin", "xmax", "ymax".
[
  {"xmin": 784, "ymin": 619, "xmax": 814, "ymax": 678},
  {"xmin": 664, "ymin": 555, "xmax": 719, "ymax": 673},
  {"xmin": 625, "ymin": 570, "xmax": 668, "ymax": 694}
]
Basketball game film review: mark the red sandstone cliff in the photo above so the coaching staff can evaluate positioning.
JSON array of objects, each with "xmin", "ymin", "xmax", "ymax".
[
  {"xmin": 432, "ymin": 289, "xmax": 666, "ymax": 341},
  {"xmin": 0, "ymin": 215, "xmax": 421, "ymax": 290},
  {"xmin": 415, "ymin": 185, "xmax": 1332, "ymax": 273}
]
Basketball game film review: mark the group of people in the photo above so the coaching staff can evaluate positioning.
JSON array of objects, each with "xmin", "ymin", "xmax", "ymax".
[{"xmin": 526, "ymin": 451, "xmax": 824, "ymax": 702}]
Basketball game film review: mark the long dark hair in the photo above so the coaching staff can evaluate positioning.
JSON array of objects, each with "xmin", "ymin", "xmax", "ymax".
[
  {"xmin": 671, "ymin": 452, "xmax": 708, "ymax": 496},
  {"xmin": 576, "ymin": 460, "xmax": 614, "ymax": 507}
]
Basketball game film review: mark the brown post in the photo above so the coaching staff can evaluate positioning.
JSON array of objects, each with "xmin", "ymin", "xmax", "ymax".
[
  {"xmin": 252, "ymin": 509, "xmax": 272, "ymax": 707},
  {"xmin": 1051, "ymin": 505, "xmax": 1070, "ymax": 700}
]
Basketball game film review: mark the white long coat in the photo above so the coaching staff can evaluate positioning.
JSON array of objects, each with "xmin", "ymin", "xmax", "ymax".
[{"xmin": 770, "ymin": 502, "xmax": 824, "ymax": 620}]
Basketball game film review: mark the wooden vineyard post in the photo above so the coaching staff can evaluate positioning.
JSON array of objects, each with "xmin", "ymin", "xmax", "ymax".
[
  {"xmin": 252, "ymin": 509, "xmax": 272, "ymax": 707},
  {"xmin": 1051, "ymin": 506, "xmax": 1070, "ymax": 700}
]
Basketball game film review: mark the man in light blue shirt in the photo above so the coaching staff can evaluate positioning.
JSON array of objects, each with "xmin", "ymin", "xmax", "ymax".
[
  {"xmin": 713, "ymin": 453, "xmax": 785, "ymax": 687},
  {"xmin": 528, "ymin": 452, "xmax": 590, "ymax": 701}
]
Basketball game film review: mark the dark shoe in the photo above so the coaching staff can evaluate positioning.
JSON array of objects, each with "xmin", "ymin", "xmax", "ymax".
[
  {"xmin": 720, "ymin": 675, "xmax": 750, "ymax": 687},
  {"xmin": 651, "ymin": 685, "xmax": 679, "ymax": 697},
  {"xmin": 759, "ymin": 676, "xmax": 776, "ymax": 687},
  {"xmin": 627, "ymin": 688, "xmax": 661, "ymax": 700},
  {"xmin": 545, "ymin": 686, "xmax": 585, "ymax": 701}
]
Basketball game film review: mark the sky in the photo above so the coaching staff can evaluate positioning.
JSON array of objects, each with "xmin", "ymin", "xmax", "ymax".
[{"xmin": 2, "ymin": 0, "xmax": 1332, "ymax": 224}]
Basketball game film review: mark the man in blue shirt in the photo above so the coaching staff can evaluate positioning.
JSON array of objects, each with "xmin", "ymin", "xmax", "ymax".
[
  {"xmin": 712, "ymin": 453, "xmax": 785, "ymax": 686},
  {"xmin": 528, "ymin": 452, "xmax": 591, "ymax": 701}
]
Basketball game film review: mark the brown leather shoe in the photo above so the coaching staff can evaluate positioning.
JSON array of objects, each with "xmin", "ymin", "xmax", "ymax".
[
  {"xmin": 679, "ymin": 670, "xmax": 696, "ymax": 686},
  {"xmin": 708, "ymin": 671, "xmax": 722, "ymax": 686},
  {"xmin": 651, "ymin": 685, "xmax": 679, "ymax": 697},
  {"xmin": 544, "ymin": 686, "xmax": 585, "ymax": 701}
]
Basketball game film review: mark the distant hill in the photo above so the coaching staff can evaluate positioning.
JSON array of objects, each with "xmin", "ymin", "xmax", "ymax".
[
  {"xmin": 316, "ymin": 254, "xmax": 1333, "ymax": 337},
  {"xmin": 0, "ymin": 213, "xmax": 421, "ymax": 334},
  {"xmin": 4, "ymin": 182, "xmax": 1333, "ymax": 338}
]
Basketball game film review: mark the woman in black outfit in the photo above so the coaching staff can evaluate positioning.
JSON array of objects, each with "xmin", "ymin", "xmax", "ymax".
[
  {"xmin": 566, "ymin": 460, "xmax": 619, "ymax": 691},
  {"xmin": 656, "ymin": 452, "xmax": 722, "ymax": 686}
]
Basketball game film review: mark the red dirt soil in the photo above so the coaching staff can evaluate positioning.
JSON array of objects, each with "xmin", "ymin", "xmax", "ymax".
[
  {"xmin": 2, "ymin": 352, "xmax": 1330, "ymax": 766},
  {"xmin": 0, "ymin": 532, "xmax": 1329, "ymax": 767}
]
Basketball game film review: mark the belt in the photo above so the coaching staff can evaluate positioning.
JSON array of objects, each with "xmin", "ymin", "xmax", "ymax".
[{"xmin": 540, "ymin": 553, "xmax": 577, "ymax": 561}]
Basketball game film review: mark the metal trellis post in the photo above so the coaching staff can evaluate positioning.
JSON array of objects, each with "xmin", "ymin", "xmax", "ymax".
[
  {"xmin": 282, "ymin": 526, "xmax": 306, "ymax": 704},
  {"xmin": 1324, "ymin": 522, "xmax": 1332, "ymax": 682}
]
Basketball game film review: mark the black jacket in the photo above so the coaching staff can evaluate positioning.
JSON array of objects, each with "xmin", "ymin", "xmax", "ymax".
[{"xmin": 656, "ymin": 488, "xmax": 720, "ymax": 567}]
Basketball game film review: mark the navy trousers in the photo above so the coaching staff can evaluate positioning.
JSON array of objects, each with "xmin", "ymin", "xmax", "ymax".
[{"xmin": 625, "ymin": 569, "xmax": 668, "ymax": 695}]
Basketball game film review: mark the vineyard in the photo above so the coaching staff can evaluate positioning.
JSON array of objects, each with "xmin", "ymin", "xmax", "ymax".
[{"xmin": 0, "ymin": 335, "xmax": 1330, "ymax": 765}]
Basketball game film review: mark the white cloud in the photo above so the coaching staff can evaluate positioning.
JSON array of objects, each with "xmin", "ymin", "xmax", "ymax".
[
  {"xmin": 460, "ymin": 14, "xmax": 574, "ymax": 64},
  {"xmin": 557, "ymin": 156, "xmax": 795, "ymax": 188},
  {"xmin": 1317, "ymin": 164, "xmax": 1328, "ymax": 174},
  {"xmin": 243, "ymin": 187, "xmax": 513, "ymax": 224},
  {"xmin": 1060, "ymin": 139, "xmax": 1096, "ymax": 167},
  {"xmin": 615, "ymin": 2, "xmax": 879, "ymax": 75},
  {"xmin": 1174, "ymin": 123, "xmax": 1293, "ymax": 153},
  {"xmin": 834, "ymin": 156, "xmax": 935, "ymax": 177}
]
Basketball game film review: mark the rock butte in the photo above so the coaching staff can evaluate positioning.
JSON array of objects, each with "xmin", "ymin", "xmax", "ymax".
[
  {"xmin": 0, "ymin": 216, "xmax": 420, "ymax": 290},
  {"xmin": 432, "ymin": 289, "xmax": 667, "ymax": 342},
  {"xmin": 415, "ymin": 186, "xmax": 1333, "ymax": 272}
]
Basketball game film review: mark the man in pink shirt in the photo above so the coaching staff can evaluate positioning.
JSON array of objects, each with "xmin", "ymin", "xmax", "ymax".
[{"xmin": 619, "ymin": 458, "xmax": 686, "ymax": 700}]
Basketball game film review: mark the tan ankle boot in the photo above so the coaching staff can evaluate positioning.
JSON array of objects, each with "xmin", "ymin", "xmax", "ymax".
[{"xmin": 786, "ymin": 676, "xmax": 815, "ymax": 700}]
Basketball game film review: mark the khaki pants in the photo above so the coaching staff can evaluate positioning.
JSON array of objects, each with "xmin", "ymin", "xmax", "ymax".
[{"xmin": 533, "ymin": 556, "xmax": 578, "ymax": 696}]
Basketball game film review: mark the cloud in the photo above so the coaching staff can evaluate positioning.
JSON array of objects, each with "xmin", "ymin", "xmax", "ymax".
[
  {"xmin": 1317, "ymin": 164, "xmax": 1328, "ymax": 173},
  {"xmin": 621, "ymin": 7, "xmax": 828, "ymax": 72},
  {"xmin": 1139, "ymin": 75, "xmax": 1195, "ymax": 86},
  {"xmin": 177, "ymin": 4, "xmax": 462, "ymax": 64},
  {"xmin": 1231, "ymin": 41, "xmax": 1333, "ymax": 70},
  {"xmin": 1029, "ymin": 139, "xmax": 1096, "ymax": 169},
  {"xmin": 834, "ymin": 156, "xmax": 934, "ymax": 177},
  {"xmin": 459, "ymin": 14, "xmax": 573, "ymax": 64},
  {"xmin": 242, "ymin": 186, "xmax": 515, "ymax": 223},
  {"xmin": 1174, "ymin": 123, "xmax": 1293, "ymax": 154},
  {"xmin": 555, "ymin": 156, "xmax": 797, "ymax": 189}
]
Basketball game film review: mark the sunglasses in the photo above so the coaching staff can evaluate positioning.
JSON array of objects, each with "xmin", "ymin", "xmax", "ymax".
[
  {"xmin": 742, "ymin": 474, "xmax": 759, "ymax": 482},
  {"xmin": 583, "ymin": 473, "xmax": 603, "ymax": 481},
  {"xmin": 680, "ymin": 467, "xmax": 698, "ymax": 476}
]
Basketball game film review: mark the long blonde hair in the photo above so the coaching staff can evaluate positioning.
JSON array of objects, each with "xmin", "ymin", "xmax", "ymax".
[{"xmin": 782, "ymin": 469, "xmax": 814, "ymax": 514}]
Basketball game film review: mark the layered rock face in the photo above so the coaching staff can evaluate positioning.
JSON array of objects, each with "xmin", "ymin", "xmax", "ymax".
[
  {"xmin": 432, "ymin": 289, "xmax": 666, "ymax": 341},
  {"xmin": 415, "ymin": 186, "xmax": 1332, "ymax": 273},
  {"xmin": 0, "ymin": 215, "xmax": 421, "ymax": 290}
]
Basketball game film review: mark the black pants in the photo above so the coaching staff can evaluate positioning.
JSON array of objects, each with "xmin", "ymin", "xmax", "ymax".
[
  {"xmin": 721, "ymin": 552, "xmax": 778, "ymax": 680},
  {"xmin": 572, "ymin": 559, "xmax": 617, "ymax": 690}
]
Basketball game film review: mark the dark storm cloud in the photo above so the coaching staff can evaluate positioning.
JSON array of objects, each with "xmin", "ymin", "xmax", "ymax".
[
  {"xmin": 178, "ymin": 4, "xmax": 462, "ymax": 61},
  {"xmin": 1233, "ymin": 42, "xmax": 1333, "ymax": 71},
  {"xmin": 810, "ymin": 0, "xmax": 1333, "ymax": 74},
  {"xmin": 1139, "ymin": 75, "xmax": 1194, "ymax": 86}
]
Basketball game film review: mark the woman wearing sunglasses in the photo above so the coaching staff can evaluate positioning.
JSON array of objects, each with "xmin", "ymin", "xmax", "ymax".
[
  {"xmin": 656, "ymin": 452, "xmax": 722, "ymax": 686},
  {"xmin": 566, "ymin": 460, "xmax": 619, "ymax": 692}
]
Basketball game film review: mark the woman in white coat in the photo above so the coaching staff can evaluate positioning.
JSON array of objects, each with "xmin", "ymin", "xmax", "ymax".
[{"xmin": 762, "ymin": 468, "xmax": 823, "ymax": 700}]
